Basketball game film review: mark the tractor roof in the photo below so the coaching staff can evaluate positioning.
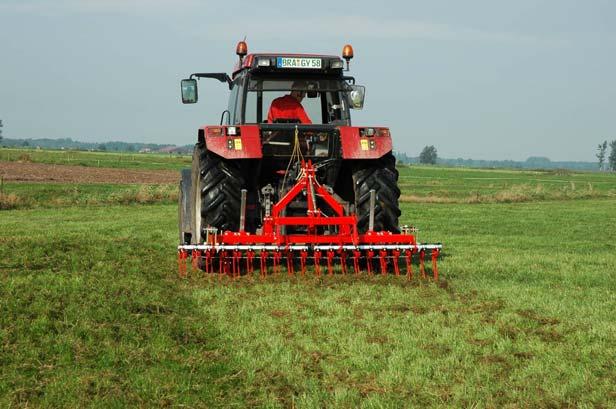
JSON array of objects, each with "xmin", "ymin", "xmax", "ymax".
[{"xmin": 232, "ymin": 53, "xmax": 344, "ymax": 78}]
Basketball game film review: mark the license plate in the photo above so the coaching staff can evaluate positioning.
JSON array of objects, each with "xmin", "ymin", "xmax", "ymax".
[{"xmin": 276, "ymin": 57, "xmax": 322, "ymax": 69}]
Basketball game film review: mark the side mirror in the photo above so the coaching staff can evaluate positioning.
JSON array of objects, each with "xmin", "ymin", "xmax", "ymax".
[
  {"xmin": 347, "ymin": 85, "xmax": 365, "ymax": 110},
  {"xmin": 181, "ymin": 79, "xmax": 198, "ymax": 104}
]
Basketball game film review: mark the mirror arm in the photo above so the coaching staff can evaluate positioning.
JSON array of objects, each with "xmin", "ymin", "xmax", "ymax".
[
  {"xmin": 190, "ymin": 73, "xmax": 233, "ymax": 89},
  {"xmin": 220, "ymin": 110, "xmax": 230, "ymax": 125}
]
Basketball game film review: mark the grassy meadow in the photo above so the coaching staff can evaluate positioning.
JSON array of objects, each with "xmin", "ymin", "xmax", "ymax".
[
  {"xmin": 0, "ymin": 147, "xmax": 190, "ymax": 170},
  {"xmin": 1, "ymin": 150, "xmax": 615, "ymax": 407}
]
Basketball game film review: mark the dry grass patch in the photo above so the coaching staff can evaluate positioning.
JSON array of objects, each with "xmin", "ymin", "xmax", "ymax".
[
  {"xmin": 0, "ymin": 192, "xmax": 21, "ymax": 210},
  {"xmin": 401, "ymin": 182, "xmax": 608, "ymax": 204}
]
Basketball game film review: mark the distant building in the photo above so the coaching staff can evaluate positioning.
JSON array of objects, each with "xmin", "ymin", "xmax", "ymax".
[{"xmin": 157, "ymin": 146, "xmax": 178, "ymax": 153}]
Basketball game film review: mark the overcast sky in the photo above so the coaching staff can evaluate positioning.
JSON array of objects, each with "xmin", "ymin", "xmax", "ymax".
[{"xmin": 1, "ymin": 0, "xmax": 614, "ymax": 161}]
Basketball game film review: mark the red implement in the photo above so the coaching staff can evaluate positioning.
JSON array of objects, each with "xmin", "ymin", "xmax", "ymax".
[{"xmin": 178, "ymin": 161, "xmax": 442, "ymax": 279}]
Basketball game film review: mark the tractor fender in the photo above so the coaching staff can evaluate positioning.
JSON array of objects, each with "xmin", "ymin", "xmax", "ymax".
[
  {"xmin": 338, "ymin": 126, "xmax": 393, "ymax": 159},
  {"xmin": 198, "ymin": 125, "xmax": 263, "ymax": 159}
]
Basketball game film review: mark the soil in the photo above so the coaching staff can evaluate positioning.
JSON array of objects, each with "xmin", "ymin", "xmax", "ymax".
[{"xmin": 0, "ymin": 161, "xmax": 179, "ymax": 184}]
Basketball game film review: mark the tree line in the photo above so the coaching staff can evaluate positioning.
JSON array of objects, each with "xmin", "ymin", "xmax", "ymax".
[
  {"xmin": 401, "ymin": 146, "xmax": 595, "ymax": 170},
  {"xmin": 400, "ymin": 143, "xmax": 616, "ymax": 171}
]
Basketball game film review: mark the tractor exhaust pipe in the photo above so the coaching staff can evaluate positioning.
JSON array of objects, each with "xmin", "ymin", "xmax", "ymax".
[
  {"xmin": 239, "ymin": 189, "xmax": 247, "ymax": 232},
  {"xmin": 369, "ymin": 189, "xmax": 376, "ymax": 231}
]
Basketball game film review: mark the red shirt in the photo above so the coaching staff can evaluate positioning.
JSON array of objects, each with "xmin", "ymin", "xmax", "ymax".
[{"xmin": 267, "ymin": 95, "xmax": 312, "ymax": 124}]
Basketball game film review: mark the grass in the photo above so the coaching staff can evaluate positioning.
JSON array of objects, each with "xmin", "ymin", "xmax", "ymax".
[
  {"xmin": 0, "ymin": 182, "xmax": 177, "ymax": 210},
  {"xmin": 0, "ymin": 206, "xmax": 243, "ymax": 407},
  {"xmin": 1, "ymin": 158, "xmax": 616, "ymax": 407},
  {"xmin": 0, "ymin": 147, "xmax": 190, "ymax": 170},
  {"xmin": 397, "ymin": 165, "xmax": 616, "ymax": 202}
]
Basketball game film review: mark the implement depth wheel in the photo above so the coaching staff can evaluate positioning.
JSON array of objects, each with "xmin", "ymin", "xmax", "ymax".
[
  {"xmin": 352, "ymin": 152, "xmax": 401, "ymax": 233},
  {"xmin": 191, "ymin": 144, "xmax": 244, "ymax": 244}
]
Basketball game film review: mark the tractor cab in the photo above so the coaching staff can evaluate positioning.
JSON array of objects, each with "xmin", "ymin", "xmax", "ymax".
[
  {"xmin": 180, "ymin": 42, "xmax": 374, "ymax": 166},
  {"xmin": 181, "ymin": 43, "xmax": 365, "ymax": 126}
]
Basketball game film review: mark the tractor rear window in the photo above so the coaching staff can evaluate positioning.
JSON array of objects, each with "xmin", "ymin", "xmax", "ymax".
[{"xmin": 244, "ymin": 78, "xmax": 349, "ymax": 124}]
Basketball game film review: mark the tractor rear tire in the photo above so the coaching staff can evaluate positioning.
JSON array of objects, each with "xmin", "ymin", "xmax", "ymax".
[
  {"xmin": 191, "ymin": 144, "xmax": 244, "ymax": 243},
  {"xmin": 352, "ymin": 152, "xmax": 401, "ymax": 233}
]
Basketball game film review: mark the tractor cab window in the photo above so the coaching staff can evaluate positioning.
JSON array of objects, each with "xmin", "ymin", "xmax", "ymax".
[
  {"xmin": 226, "ymin": 76, "xmax": 243, "ymax": 124},
  {"xmin": 244, "ymin": 78, "xmax": 350, "ymax": 125}
]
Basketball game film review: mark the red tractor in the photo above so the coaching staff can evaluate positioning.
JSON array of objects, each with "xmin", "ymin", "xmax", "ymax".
[{"xmin": 177, "ymin": 42, "xmax": 441, "ymax": 277}]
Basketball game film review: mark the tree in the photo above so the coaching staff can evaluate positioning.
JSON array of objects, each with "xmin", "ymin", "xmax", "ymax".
[
  {"xmin": 0, "ymin": 119, "xmax": 3, "ymax": 143},
  {"xmin": 609, "ymin": 140, "xmax": 616, "ymax": 171},
  {"xmin": 596, "ymin": 141, "xmax": 608, "ymax": 170},
  {"xmin": 97, "ymin": 144, "xmax": 107, "ymax": 151},
  {"xmin": 419, "ymin": 145, "xmax": 438, "ymax": 164}
]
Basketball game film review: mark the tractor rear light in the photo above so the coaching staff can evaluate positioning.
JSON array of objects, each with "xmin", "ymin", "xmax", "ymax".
[
  {"xmin": 376, "ymin": 128, "xmax": 390, "ymax": 137},
  {"xmin": 360, "ymin": 128, "xmax": 376, "ymax": 137},
  {"xmin": 227, "ymin": 126, "xmax": 240, "ymax": 136},
  {"xmin": 257, "ymin": 58, "xmax": 271, "ymax": 67},
  {"xmin": 330, "ymin": 59, "xmax": 343, "ymax": 69},
  {"xmin": 206, "ymin": 127, "xmax": 223, "ymax": 137}
]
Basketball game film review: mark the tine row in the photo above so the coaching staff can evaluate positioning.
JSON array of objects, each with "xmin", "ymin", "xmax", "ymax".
[{"xmin": 178, "ymin": 248, "xmax": 440, "ymax": 280}]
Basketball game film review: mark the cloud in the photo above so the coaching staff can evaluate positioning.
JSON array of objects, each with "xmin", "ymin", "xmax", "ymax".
[
  {"xmin": 0, "ymin": 0, "xmax": 197, "ymax": 15},
  {"xmin": 204, "ymin": 15, "xmax": 561, "ymax": 46}
]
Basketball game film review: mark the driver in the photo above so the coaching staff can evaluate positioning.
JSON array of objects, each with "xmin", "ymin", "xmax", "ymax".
[{"xmin": 267, "ymin": 81, "xmax": 312, "ymax": 124}]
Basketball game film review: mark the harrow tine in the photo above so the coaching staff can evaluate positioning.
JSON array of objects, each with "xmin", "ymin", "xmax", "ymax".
[
  {"xmin": 314, "ymin": 250, "xmax": 322, "ymax": 276},
  {"xmin": 366, "ymin": 249, "xmax": 374, "ymax": 276},
  {"xmin": 419, "ymin": 249, "xmax": 426, "ymax": 279},
  {"xmin": 431, "ymin": 248, "xmax": 440, "ymax": 281},
  {"xmin": 273, "ymin": 250, "xmax": 281, "ymax": 275},
  {"xmin": 379, "ymin": 249, "xmax": 388, "ymax": 275},
  {"xmin": 221, "ymin": 251, "xmax": 230, "ymax": 277},
  {"xmin": 339, "ymin": 249, "xmax": 347, "ymax": 275},
  {"xmin": 286, "ymin": 250, "xmax": 294, "ymax": 276},
  {"xmin": 353, "ymin": 250, "xmax": 361, "ymax": 275},
  {"xmin": 246, "ymin": 250, "xmax": 255, "ymax": 275},
  {"xmin": 392, "ymin": 249, "xmax": 401, "ymax": 276},
  {"xmin": 232, "ymin": 250, "xmax": 241, "ymax": 279},
  {"xmin": 404, "ymin": 249, "xmax": 413, "ymax": 280},
  {"xmin": 260, "ymin": 251, "xmax": 268, "ymax": 279},
  {"xmin": 327, "ymin": 249, "xmax": 335, "ymax": 276},
  {"xmin": 300, "ymin": 250, "xmax": 308, "ymax": 276},
  {"xmin": 191, "ymin": 249, "xmax": 199, "ymax": 272},
  {"xmin": 204, "ymin": 250, "xmax": 210, "ymax": 274},
  {"xmin": 178, "ymin": 249, "xmax": 188, "ymax": 278}
]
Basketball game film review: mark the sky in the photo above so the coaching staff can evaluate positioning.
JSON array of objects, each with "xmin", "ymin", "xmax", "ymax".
[{"xmin": 0, "ymin": 0, "xmax": 614, "ymax": 161}]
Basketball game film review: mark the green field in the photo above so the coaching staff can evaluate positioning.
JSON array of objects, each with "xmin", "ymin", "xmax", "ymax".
[
  {"xmin": 1, "ymin": 153, "xmax": 615, "ymax": 407},
  {"xmin": 1, "ymin": 183, "xmax": 177, "ymax": 209},
  {"xmin": 0, "ymin": 147, "xmax": 190, "ymax": 170}
]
